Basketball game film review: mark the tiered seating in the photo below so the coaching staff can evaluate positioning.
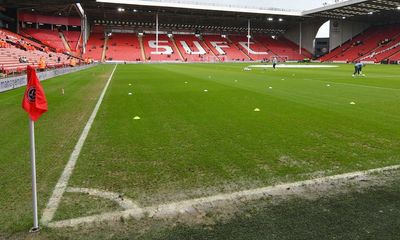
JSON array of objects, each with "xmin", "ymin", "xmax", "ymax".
[
  {"xmin": 142, "ymin": 34, "xmax": 181, "ymax": 61},
  {"xmin": 202, "ymin": 35, "xmax": 249, "ymax": 61},
  {"xmin": 1, "ymin": 28, "xmax": 43, "ymax": 50},
  {"xmin": 320, "ymin": 25, "xmax": 400, "ymax": 62},
  {"xmin": 105, "ymin": 33, "xmax": 142, "ymax": 61},
  {"xmin": 83, "ymin": 33, "xmax": 105, "ymax": 61},
  {"xmin": 173, "ymin": 34, "xmax": 213, "ymax": 62},
  {"xmin": 23, "ymin": 29, "xmax": 66, "ymax": 52},
  {"xmin": 63, "ymin": 30, "xmax": 81, "ymax": 52},
  {"xmin": 357, "ymin": 26, "xmax": 400, "ymax": 62},
  {"xmin": 389, "ymin": 50, "xmax": 400, "ymax": 62},
  {"xmin": 256, "ymin": 35, "xmax": 311, "ymax": 61},
  {"xmin": 0, "ymin": 28, "xmax": 82, "ymax": 75},
  {"xmin": 0, "ymin": 47, "xmax": 70, "ymax": 75},
  {"xmin": 229, "ymin": 35, "xmax": 270, "ymax": 61}
]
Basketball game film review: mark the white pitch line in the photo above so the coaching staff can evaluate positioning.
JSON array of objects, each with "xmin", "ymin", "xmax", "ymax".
[
  {"xmin": 47, "ymin": 164, "xmax": 400, "ymax": 228},
  {"xmin": 41, "ymin": 64, "xmax": 118, "ymax": 225},
  {"xmin": 67, "ymin": 187, "xmax": 140, "ymax": 210}
]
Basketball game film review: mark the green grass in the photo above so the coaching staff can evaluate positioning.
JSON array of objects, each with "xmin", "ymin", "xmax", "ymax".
[
  {"xmin": 69, "ymin": 63, "xmax": 400, "ymax": 204},
  {"xmin": 1, "ymin": 63, "xmax": 400, "ymax": 238},
  {"xmin": 0, "ymin": 64, "xmax": 115, "ymax": 235},
  {"xmin": 141, "ymin": 172, "xmax": 400, "ymax": 240}
]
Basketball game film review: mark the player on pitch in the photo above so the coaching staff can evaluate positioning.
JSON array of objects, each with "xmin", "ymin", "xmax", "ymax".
[
  {"xmin": 353, "ymin": 62, "xmax": 365, "ymax": 77},
  {"xmin": 272, "ymin": 57, "xmax": 278, "ymax": 70}
]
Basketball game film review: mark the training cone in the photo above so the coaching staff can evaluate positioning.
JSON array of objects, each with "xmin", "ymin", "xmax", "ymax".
[
  {"xmin": 133, "ymin": 116, "xmax": 141, "ymax": 120},
  {"xmin": 254, "ymin": 108, "xmax": 260, "ymax": 112},
  {"xmin": 350, "ymin": 102, "xmax": 356, "ymax": 105}
]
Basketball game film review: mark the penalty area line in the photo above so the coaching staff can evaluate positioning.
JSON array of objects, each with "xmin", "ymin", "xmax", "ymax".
[{"xmin": 41, "ymin": 64, "xmax": 118, "ymax": 225}]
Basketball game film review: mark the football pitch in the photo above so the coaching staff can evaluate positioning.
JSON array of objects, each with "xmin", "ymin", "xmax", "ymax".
[{"xmin": 1, "ymin": 63, "xmax": 400, "ymax": 238}]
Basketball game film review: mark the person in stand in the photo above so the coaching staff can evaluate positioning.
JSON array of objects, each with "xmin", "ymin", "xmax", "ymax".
[
  {"xmin": 69, "ymin": 57, "xmax": 76, "ymax": 67},
  {"xmin": 38, "ymin": 56, "xmax": 46, "ymax": 71}
]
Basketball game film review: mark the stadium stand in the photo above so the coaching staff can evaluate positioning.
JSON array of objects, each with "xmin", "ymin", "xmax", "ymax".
[
  {"xmin": 0, "ymin": 45, "xmax": 70, "ymax": 75},
  {"xmin": 142, "ymin": 34, "xmax": 181, "ymax": 62},
  {"xmin": 83, "ymin": 32, "xmax": 106, "ymax": 61},
  {"xmin": 1, "ymin": 28, "xmax": 44, "ymax": 51},
  {"xmin": 105, "ymin": 33, "xmax": 142, "ymax": 61},
  {"xmin": 202, "ymin": 35, "xmax": 249, "ymax": 61},
  {"xmin": 389, "ymin": 50, "xmax": 400, "ymax": 62},
  {"xmin": 0, "ymin": 28, "xmax": 80, "ymax": 76},
  {"xmin": 320, "ymin": 25, "xmax": 400, "ymax": 63},
  {"xmin": 173, "ymin": 34, "xmax": 214, "ymax": 62},
  {"xmin": 62, "ymin": 30, "xmax": 81, "ymax": 52},
  {"xmin": 228, "ymin": 35, "xmax": 270, "ymax": 61},
  {"xmin": 256, "ymin": 35, "xmax": 311, "ymax": 61},
  {"xmin": 22, "ymin": 28, "xmax": 66, "ymax": 52}
]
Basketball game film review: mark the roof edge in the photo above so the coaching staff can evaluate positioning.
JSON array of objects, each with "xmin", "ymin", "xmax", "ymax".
[
  {"xmin": 96, "ymin": 0, "xmax": 303, "ymax": 16},
  {"xmin": 302, "ymin": 0, "xmax": 368, "ymax": 15}
]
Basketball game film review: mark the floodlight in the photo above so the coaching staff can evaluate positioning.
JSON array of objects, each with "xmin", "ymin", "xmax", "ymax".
[
  {"xmin": 267, "ymin": 17, "xmax": 273, "ymax": 21},
  {"xmin": 368, "ymin": 11, "xmax": 373, "ymax": 15},
  {"xmin": 278, "ymin": 18, "xmax": 283, "ymax": 22},
  {"xmin": 118, "ymin": 7, "xmax": 125, "ymax": 12}
]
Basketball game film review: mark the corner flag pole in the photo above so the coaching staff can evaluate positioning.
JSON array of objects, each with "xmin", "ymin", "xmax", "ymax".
[
  {"xmin": 23, "ymin": 65, "xmax": 48, "ymax": 232},
  {"xmin": 29, "ymin": 119, "xmax": 39, "ymax": 232}
]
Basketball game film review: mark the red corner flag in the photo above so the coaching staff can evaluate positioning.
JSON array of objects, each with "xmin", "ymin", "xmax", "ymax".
[{"xmin": 22, "ymin": 66, "xmax": 48, "ymax": 121}]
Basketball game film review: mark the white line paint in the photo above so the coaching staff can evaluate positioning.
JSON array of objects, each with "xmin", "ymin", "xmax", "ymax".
[
  {"xmin": 248, "ymin": 64, "xmax": 338, "ymax": 68},
  {"xmin": 47, "ymin": 164, "xmax": 400, "ymax": 228},
  {"xmin": 67, "ymin": 187, "xmax": 140, "ymax": 210},
  {"xmin": 41, "ymin": 64, "xmax": 118, "ymax": 225}
]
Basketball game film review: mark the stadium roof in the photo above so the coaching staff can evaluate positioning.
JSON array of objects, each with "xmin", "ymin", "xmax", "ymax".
[
  {"xmin": 304, "ymin": 0, "xmax": 400, "ymax": 21},
  {"xmin": 3, "ymin": 0, "xmax": 400, "ymax": 33},
  {"xmin": 96, "ymin": 0, "xmax": 303, "ymax": 16}
]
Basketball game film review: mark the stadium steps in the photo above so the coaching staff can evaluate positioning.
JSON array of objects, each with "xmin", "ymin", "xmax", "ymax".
[
  {"xmin": 76, "ymin": 31, "xmax": 82, "ymax": 52},
  {"xmin": 171, "ymin": 36, "xmax": 184, "ymax": 61},
  {"xmin": 226, "ymin": 36, "xmax": 251, "ymax": 61},
  {"xmin": 138, "ymin": 36, "xmax": 147, "ymax": 62},
  {"xmin": 226, "ymin": 36, "xmax": 252, "ymax": 60},
  {"xmin": 253, "ymin": 37, "xmax": 280, "ymax": 59},
  {"xmin": 356, "ymin": 31, "xmax": 400, "ymax": 62},
  {"xmin": 101, "ymin": 34, "xmax": 108, "ymax": 62},
  {"xmin": 389, "ymin": 49, "xmax": 400, "ymax": 62},
  {"xmin": 59, "ymin": 31, "xmax": 72, "ymax": 52},
  {"xmin": 82, "ymin": 32, "xmax": 105, "ymax": 61},
  {"xmin": 105, "ymin": 33, "xmax": 142, "ymax": 61},
  {"xmin": 199, "ymin": 36, "xmax": 220, "ymax": 61},
  {"xmin": 387, "ymin": 47, "xmax": 400, "ymax": 60}
]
